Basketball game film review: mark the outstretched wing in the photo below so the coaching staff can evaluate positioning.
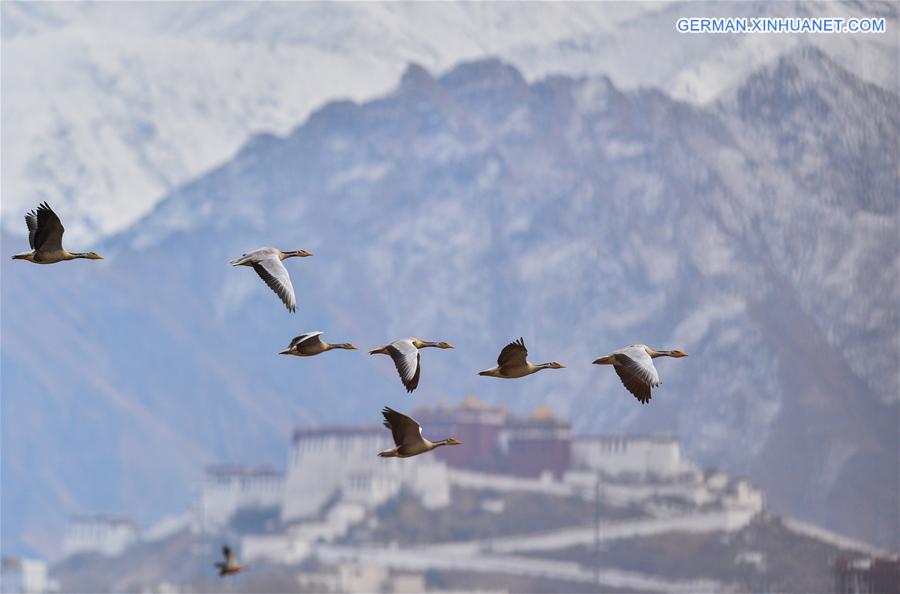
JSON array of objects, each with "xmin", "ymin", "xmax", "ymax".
[
  {"xmin": 612, "ymin": 350, "xmax": 660, "ymax": 404},
  {"xmin": 32, "ymin": 202, "xmax": 65, "ymax": 252},
  {"xmin": 252, "ymin": 256, "xmax": 296, "ymax": 312},
  {"xmin": 497, "ymin": 337, "xmax": 528, "ymax": 368},
  {"xmin": 222, "ymin": 545, "xmax": 233, "ymax": 563},
  {"xmin": 386, "ymin": 340, "xmax": 421, "ymax": 393},
  {"xmin": 24, "ymin": 210, "xmax": 38, "ymax": 249},
  {"xmin": 289, "ymin": 331, "xmax": 323, "ymax": 349},
  {"xmin": 382, "ymin": 407, "xmax": 422, "ymax": 447}
]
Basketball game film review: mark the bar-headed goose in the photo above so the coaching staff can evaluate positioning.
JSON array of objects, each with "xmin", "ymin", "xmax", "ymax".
[
  {"xmin": 369, "ymin": 337, "xmax": 453, "ymax": 393},
  {"xmin": 279, "ymin": 331, "xmax": 357, "ymax": 356},
  {"xmin": 229, "ymin": 247, "xmax": 311, "ymax": 312},
  {"xmin": 592, "ymin": 344, "xmax": 687, "ymax": 403},
  {"xmin": 378, "ymin": 406, "xmax": 461, "ymax": 458},
  {"xmin": 478, "ymin": 337, "xmax": 565, "ymax": 378},
  {"xmin": 215, "ymin": 545, "xmax": 245, "ymax": 577},
  {"xmin": 12, "ymin": 202, "xmax": 103, "ymax": 264}
]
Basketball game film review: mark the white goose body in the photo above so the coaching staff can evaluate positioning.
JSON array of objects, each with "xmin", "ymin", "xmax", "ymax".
[
  {"xmin": 369, "ymin": 337, "xmax": 453, "ymax": 393},
  {"xmin": 378, "ymin": 407, "xmax": 461, "ymax": 458},
  {"xmin": 280, "ymin": 331, "xmax": 357, "ymax": 356},
  {"xmin": 12, "ymin": 202, "xmax": 103, "ymax": 264},
  {"xmin": 229, "ymin": 247, "xmax": 311, "ymax": 312},
  {"xmin": 478, "ymin": 337, "xmax": 565, "ymax": 379},
  {"xmin": 592, "ymin": 344, "xmax": 687, "ymax": 404}
]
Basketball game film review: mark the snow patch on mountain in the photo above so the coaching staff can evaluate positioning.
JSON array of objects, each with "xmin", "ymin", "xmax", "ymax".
[{"xmin": 4, "ymin": 2, "xmax": 895, "ymax": 244}]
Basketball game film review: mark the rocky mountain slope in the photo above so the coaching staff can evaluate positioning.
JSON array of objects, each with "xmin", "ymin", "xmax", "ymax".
[{"xmin": 3, "ymin": 2, "xmax": 896, "ymax": 242}]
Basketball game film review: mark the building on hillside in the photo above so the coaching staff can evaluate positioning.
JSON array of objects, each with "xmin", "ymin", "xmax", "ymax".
[
  {"xmin": 196, "ymin": 465, "xmax": 283, "ymax": 532},
  {"xmin": 571, "ymin": 434, "xmax": 689, "ymax": 478},
  {"xmin": 834, "ymin": 556, "xmax": 900, "ymax": 594},
  {"xmin": 281, "ymin": 425, "xmax": 449, "ymax": 524},
  {"xmin": 414, "ymin": 396, "xmax": 571, "ymax": 478},
  {"xmin": 61, "ymin": 515, "xmax": 138, "ymax": 557},
  {"xmin": 504, "ymin": 404, "xmax": 571, "ymax": 478},
  {"xmin": 412, "ymin": 397, "xmax": 508, "ymax": 473},
  {"xmin": 0, "ymin": 557, "xmax": 57, "ymax": 594}
]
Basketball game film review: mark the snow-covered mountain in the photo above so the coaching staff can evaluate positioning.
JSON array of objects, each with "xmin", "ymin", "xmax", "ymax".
[
  {"xmin": 2, "ymin": 2, "xmax": 896, "ymax": 242},
  {"xmin": 2, "ymin": 45, "xmax": 897, "ymax": 558}
]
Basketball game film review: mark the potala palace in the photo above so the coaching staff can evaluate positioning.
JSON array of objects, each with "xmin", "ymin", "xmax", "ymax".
[{"xmin": 12, "ymin": 397, "xmax": 893, "ymax": 594}]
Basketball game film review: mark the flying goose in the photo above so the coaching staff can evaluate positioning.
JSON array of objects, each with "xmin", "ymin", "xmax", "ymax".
[
  {"xmin": 214, "ymin": 545, "xmax": 245, "ymax": 577},
  {"xmin": 11, "ymin": 202, "xmax": 103, "ymax": 264},
  {"xmin": 378, "ymin": 406, "xmax": 461, "ymax": 458},
  {"xmin": 369, "ymin": 337, "xmax": 453, "ymax": 393},
  {"xmin": 229, "ymin": 247, "xmax": 311, "ymax": 312},
  {"xmin": 279, "ymin": 331, "xmax": 358, "ymax": 356},
  {"xmin": 592, "ymin": 344, "xmax": 687, "ymax": 404},
  {"xmin": 478, "ymin": 337, "xmax": 565, "ymax": 378}
]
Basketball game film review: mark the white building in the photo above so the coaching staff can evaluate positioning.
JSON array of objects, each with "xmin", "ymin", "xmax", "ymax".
[
  {"xmin": 282, "ymin": 426, "xmax": 450, "ymax": 524},
  {"xmin": 296, "ymin": 563, "xmax": 428, "ymax": 594},
  {"xmin": 571, "ymin": 435, "xmax": 690, "ymax": 478},
  {"xmin": 62, "ymin": 515, "xmax": 137, "ymax": 557},
  {"xmin": 243, "ymin": 501, "xmax": 368, "ymax": 564},
  {"xmin": 196, "ymin": 465, "xmax": 283, "ymax": 532},
  {"xmin": 1, "ymin": 558, "xmax": 56, "ymax": 594}
]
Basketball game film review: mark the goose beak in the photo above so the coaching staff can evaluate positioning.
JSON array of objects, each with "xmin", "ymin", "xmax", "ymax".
[{"xmin": 279, "ymin": 350, "xmax": 292, "ymax": 355}]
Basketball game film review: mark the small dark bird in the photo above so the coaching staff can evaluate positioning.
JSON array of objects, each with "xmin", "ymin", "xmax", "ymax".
[
  {"xmin": 592, "ymin": 344, "xmax": 687, "ymax": 403},
  {"xmin": 478, "ymin": 337, "xmax": 565, "ymax": 378},
  {"xmin": 215, "ymin": 545, "xmax": 245, "ymax": 577},
  {"xmin": 378, "ymin": 406, "xmax": 462, "ymax": 458},
  {"xmin": 12, "ymin": 202, "xmax": 103, "ymax": 263},
  {"xmin": 369, "ymin": 337, "xmax": 453, "ymax": 393}
]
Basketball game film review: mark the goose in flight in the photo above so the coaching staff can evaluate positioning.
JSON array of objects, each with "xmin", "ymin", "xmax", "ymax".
[
  {"xmin": 229, "ymin": 247, "xmax": 311, "ymax": 312},
  {"xmin": 279, "ymin": 331, "xmax": 358, "ymax": 356},
  {"xmin": 378, "ymin": 406, "xmax": 461, "ymax": 458},
  {"xmin": 369, "ymin": 338, "xmax": 453, "ymax": 393},
  {"xmin": 11, "ymin": 202, "xmax": 103, "ymax": 264},
  {"xmin": 592, "ymin": 344, "xmax": 687, "ymax": 404},
  {"xmin": 214, "ymin": 545, "xmax": 245, "ymax": 577},
  {"xmin": 478, "ymin": 337, "xmax": 565, "ymax": 378}
]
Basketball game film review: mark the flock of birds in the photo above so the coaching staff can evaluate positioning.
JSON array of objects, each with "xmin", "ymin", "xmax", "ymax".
[{"xmin": 13, "ymin": 202, "xmax": 688, "ymax": 577}]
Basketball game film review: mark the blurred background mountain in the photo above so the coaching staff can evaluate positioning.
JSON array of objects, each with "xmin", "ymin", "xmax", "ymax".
[
  {"xmin": 1, "ymin": 1, "xmax": 898, "ymax": 563},
  {"xmin": 3, "ymin": 1, "xmax": 897, "ymax": 241}
]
